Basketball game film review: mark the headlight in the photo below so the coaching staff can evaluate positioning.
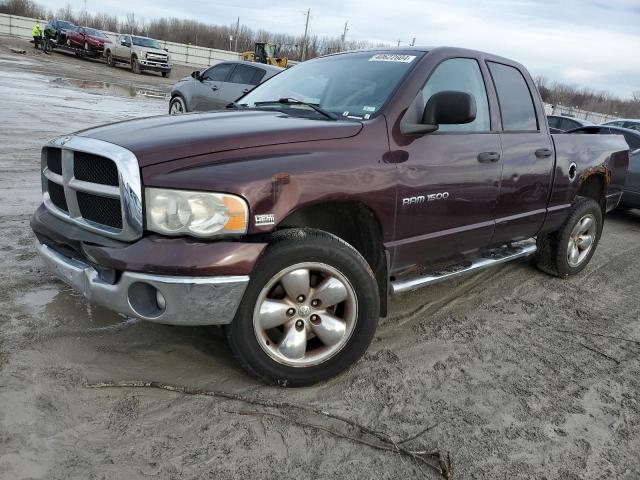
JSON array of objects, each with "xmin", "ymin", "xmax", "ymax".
[{"xmin": 145, "ymin": 188, "xmax": 248, "ymax": 237}]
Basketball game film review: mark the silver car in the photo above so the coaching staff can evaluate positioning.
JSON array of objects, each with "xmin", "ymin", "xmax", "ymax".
[{"xmin": 169, "ymin": 61, "xmax": 282, "ymax": 114}]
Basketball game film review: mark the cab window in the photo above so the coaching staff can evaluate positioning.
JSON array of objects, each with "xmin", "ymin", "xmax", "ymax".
[
  {"xmin": 420, "ymin": 58, "xmax": 491, "ymax": 133},
  {"xmin": 203, "ymin": 63, "xmax": 233, "ymax": 82},
  {"xmin": 488, "ymin": 62, "xmax": 538, "ymax": 131}
]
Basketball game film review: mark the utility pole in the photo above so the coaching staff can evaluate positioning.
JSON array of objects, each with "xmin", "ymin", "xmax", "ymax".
[
  {"xmin": 396, "ymin": 39, "xmax": 401, "ymax": 47},
  {"xmin": 410, "ymin": 37, "xmax": 416, "ymax": 46},
  {"xmin": 234, "ymin": 16, "xmax": 239, "ymax": 52},
  {"xmin": 340, "ymin": 21, "xmax": 348, "ymax": 51},
  {"xmin": 301, "ymin": 8, "xmax": 310, "ymax": 61}
]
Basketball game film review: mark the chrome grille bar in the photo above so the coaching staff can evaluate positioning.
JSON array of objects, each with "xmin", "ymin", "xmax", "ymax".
[{"xmin": 41, "ymin": 136, "xmax": 143, "ymax": 241}]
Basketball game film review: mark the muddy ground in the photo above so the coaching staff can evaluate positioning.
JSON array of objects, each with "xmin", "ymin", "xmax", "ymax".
[{"xmin": 1, "ymin": 36, "xmax": 640, "ymax": 480}]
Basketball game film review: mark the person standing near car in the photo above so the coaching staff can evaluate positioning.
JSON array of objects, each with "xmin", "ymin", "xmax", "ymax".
[{"xmin": 32, "ymin": 19, "xmax": 42, "ymax": 50}]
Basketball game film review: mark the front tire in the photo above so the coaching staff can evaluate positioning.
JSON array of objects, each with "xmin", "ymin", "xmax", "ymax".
[
  {"xmin": 161, "ymin": 71, "xmax": 170, "ymax": 78},
  {"xmin": 535, "ymin": 196, "xmax": 603, "ymax": 277},
  {"xmin": 168, "ymin": 96, "xmax": 186, "ymax": 115},
  {"xmin": 225, "ymin": 229, "xmax": 379, "ymax": 386},
  {"xmin": 131, "ymin": 56, "xmax": 141, "ymax": 74},
  {"xmin": 83, "ymin": 41, "xmax": 89, "ymax": 51},
  {"xmin": 106, "ymin": 51, "xmax": 115, "ymax": 67}
]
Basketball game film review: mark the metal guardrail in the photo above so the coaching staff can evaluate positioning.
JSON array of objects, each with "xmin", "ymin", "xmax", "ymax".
[{"xmin": 0, "ymin": 12, "xmax": 240, "ymax": 68}]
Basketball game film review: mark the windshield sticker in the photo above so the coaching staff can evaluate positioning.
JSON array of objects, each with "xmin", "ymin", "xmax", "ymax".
[
  {"xmin": 342, "ymin": 111, "xmax": 364, "ymax": 119},
  {"xmin": 369, "ymin": 54, "xmax": 416, "ymax": 63},
  {"xmin": 364, "ymin": 114, "xmax": 371, "ymax": 120},
  {"xmin": 363, "ymin": 106, "xmax": 376, "ymax": 112}
]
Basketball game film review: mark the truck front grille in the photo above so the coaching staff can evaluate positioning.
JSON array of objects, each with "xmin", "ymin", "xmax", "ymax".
[
  {"xmin": 74, "ymin": 152, "xmax": 119, "ymax": 186},
  {"xmin": 41, "ymin": 137, "xmax": 143, "ymax": 241},
  {"xmin": 47, "ymin": 180, "xmax": 68, "ymax": 212}
]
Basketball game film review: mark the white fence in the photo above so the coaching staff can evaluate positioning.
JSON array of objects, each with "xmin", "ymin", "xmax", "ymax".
[
  {"xmin": 0, "ymin": 12, "xmax": 240, "ymax": 67},
  {"xmin": 544, "ymin": 103, "xmax": 616, "ymax": 124}
]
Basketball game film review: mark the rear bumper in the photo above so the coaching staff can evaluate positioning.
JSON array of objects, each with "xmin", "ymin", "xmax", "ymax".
[{"xmin": 36, "ymin": 240, "xmax": 249, "ymax": 325}]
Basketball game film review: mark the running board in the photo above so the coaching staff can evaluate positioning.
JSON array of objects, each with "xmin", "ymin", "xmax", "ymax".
[{"xmin": 390, "ymin": 241, "xmax": 537, "ymax": 295}]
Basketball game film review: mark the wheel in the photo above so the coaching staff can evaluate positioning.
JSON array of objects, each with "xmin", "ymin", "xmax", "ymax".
[
  {"xmin": 106, "ymin": 51, "xmax": 115, "ymax": 67},
  {"xmin": 169, "ymin": 96, "xmax": 186, "ymax": 115},
  {"xmin": 161, "ymin": 71, "xmax": 170, "ymax": 78},
  {"xmin": 225, "ymin": 229, "xmax": 379, "ymax": 386},
  {"xmin": 535, "ymin": 196, "xmax": 603, "ymax": 277},
  {"xmin": 66, "ymin": 38, "xmax": 71, "ymax": 47},
  {"xmin": 131, "ymin": 57, "xmax": 141, "ymax": 74},
  {"xmin": 83, "ymin": 41, "xmax": 89, "ymax": 51}
]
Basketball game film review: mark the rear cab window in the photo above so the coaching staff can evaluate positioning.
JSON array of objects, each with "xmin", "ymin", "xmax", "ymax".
[{"xmin": 488, "ymin": 62, "xmax": 538, "ymax": 131}]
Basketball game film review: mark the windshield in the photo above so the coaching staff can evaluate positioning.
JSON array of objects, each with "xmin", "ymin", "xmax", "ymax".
[
  {"xmin": 132, "ymin": 36, "xmax": 162, "ymax": 49},
  {"xmin": 240, "ymin": 51, "xmax": 422, "ymax": 120},
  {"xmin": 59, "ymin": 21, "xmax": 73, "ymax": 29},
  {"xmin": 86, "ymin": 28, "xmax": 107, "ymax": 38}
]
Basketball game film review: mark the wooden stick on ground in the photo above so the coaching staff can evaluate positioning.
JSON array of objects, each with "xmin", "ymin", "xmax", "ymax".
[{"xmin": 86, "ymin": 380, "xmax": 451, "ymax": 479}]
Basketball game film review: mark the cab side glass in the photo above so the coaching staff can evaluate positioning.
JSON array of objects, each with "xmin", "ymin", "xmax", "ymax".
[
  {"xmin": 488, "ymin": 62, "xmax": 538, "ymax": 131},
  {"xmin": 420, "ymin": 58, "xmax": 491, "ymax": 133},
  {"xmin": 203, "ymin": 63, "xmax": 234, "ymax": 82}
]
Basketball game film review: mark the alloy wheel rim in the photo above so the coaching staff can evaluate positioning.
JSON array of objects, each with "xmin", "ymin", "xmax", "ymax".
[
  {"xmin": 253, "ymin": 262, "xmax": 357, "ymax": 368},
  {"xmin": 567, "ymin": 213, "xmax": 597, "ymax": 267},
  {"xmin": 170, "ymin": 101, "xmax": 183, "ymax": 114}
]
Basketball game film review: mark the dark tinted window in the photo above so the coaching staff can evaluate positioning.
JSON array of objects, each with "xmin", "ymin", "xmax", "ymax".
[
  {"xmin": 203, "ymin": 63, "xmax": 234, "ymax": 82},
  {"xmin": 421, "ymin": 58, "xmax": 491, "ymax": 132},
  {"xmin": 560, "ymin": 118, "xmax": 580, "ymax": 131},
  {"xmin": 547, "ymin": 116, "xmax": 560, "ymax": 129},
  {"xmin": 623, "ymin": 121, "xmax": 640, "ymax": 132},
  {"xmin": 251, "ymin": 69, "xmax": 266, "ymax": 85},
  {"xmin": 488, "ymin": 62, "xmax": 537, "ymax": 131},
  {"xmin": 229, "ymin": 65, "xmax": 257, "ymax": 85},
  {"xmin": 623, "ymin": 133, "xmax": 640, "ymax": 150}
]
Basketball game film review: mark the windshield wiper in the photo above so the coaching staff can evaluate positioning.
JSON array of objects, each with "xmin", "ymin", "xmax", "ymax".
[{"xmin": 254, "ymin": 98, "xmax": 338, "ymax": 120}]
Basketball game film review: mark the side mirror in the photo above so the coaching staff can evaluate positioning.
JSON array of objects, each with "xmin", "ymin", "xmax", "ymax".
[
  {"xmin": 191, "ymin": 70, "xmax": 201, "ymax": 80},
  {"xmin": 401, "ymin": 91, "xmax": 477, "ymax": 136}
]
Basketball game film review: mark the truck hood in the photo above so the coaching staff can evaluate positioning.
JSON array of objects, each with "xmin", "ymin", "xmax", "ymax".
[{"xmin": 77, "ymin": 110, "xmax": 363, "ymax": 167}]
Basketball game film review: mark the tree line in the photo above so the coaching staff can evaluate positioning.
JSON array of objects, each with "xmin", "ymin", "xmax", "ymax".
[{"xmin": 2, "ymin": 0, "xmax": 639, "ymax": 117}]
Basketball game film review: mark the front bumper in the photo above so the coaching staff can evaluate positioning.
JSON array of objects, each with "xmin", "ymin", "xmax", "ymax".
[
  {"xmin": 139, "ymin": 59, "xmax": 172, "ymax": 72},
  {"xmin": 36, "ymin": 240, "xmax": 249, "ymax": 326}
]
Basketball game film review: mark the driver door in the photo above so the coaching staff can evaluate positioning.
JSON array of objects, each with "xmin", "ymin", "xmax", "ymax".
[
  {"xmin": 392, "ymin": 57, "xmax": 502, "ymax": 270},
  {"xmin": 192, "ymin": 63, "xmax": 235, "ymax": 111}
]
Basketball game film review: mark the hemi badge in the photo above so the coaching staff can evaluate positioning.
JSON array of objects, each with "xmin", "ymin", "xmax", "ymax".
[{"xmin": 255, "ymin": 214, "xmax": 275, "ymax": 226}]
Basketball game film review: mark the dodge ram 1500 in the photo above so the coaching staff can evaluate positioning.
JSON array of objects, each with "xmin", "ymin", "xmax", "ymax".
[{"xmin": 31, "ymin": 47, "xmax": 630, "ymax": 386}]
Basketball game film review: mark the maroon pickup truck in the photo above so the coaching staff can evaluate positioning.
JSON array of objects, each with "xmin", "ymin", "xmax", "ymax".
[{"xmin": 31, "ymin": 47, "xmax": 629, "ymax": 386}]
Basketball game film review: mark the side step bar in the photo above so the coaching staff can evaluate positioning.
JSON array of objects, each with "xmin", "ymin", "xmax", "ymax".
[{"xmin": 390, "ymin": 241, "xmax": 537, "ymax": 295}]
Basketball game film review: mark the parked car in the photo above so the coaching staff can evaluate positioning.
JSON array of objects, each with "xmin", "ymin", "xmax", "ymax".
[
  {"xmin": 65, "ymin": 26, "xmax": 111, "ymax": 53},
  {"xmin": 601, "ymin": 119, "xmax": 640, "ymax": 132},
  {"xmin": 43, "ymin": 19, "xmax": 75, "ymax": 44},
  {"xmin": 31, "ymin": 47, "xmax": 629, "ymax": 386},
  {"xmin": 547, "ymin": 114, "xmax": 594, "ymax": 132},
  {"xmin": 169, "ymin": 61, "xmax": 282, "ymax": 114},
  {"xmin": 105, "ymin": 35, "xmax": 171, "ymax": 77},
  {"xmin": 567, "ymin": 125, "xmax": 640, "ymax": 208}
]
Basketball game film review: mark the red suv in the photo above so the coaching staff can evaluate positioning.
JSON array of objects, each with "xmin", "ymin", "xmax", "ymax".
[{"xmin": 65, "ymin": 26, "xmax": 111, "ymax": 53}]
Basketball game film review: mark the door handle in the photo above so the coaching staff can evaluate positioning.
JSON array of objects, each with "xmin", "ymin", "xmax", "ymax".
[
  {"xmin": 535, "ymin": 148, "xmax": 553, "ymax": 159},
  {"xmin": 477, "ymin": 151, "xmax": 501, "ymax": 163},
  {"xmin": 211, "ymin": 86, "xmax": 219, "ymax": 91},
  {"xmin": 242, "ymin": 88, "xmax": 250, "ymax": 93}
]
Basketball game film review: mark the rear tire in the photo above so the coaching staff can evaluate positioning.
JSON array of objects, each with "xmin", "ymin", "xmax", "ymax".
[
  {"xmin": 535, "ymin": 196, "xmax": 603, "ymax": 277},
  {"xmin": 225, "ymin": 229, "xmax": 380, "ymax": 386}
]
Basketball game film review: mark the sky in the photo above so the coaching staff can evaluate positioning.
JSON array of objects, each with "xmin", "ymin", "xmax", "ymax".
[{"xmin": 43, "ymin": 0, "xmax": 640, "ymax": 98}]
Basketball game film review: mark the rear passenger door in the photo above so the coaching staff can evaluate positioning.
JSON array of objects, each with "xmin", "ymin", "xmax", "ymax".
[
  {"xmin": 217, "ymin": 64, "xmax": 263, "ymax": 105},
  {"xmin": 192, "ymin": 63, "xmax": 235, "ymax": 111},
  {"xmin": 488, "ymin": 61, "xmax": 555, "ymax": 244}
]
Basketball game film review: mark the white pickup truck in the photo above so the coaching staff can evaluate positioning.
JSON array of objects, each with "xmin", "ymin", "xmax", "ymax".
[{"xmin": 105, "ymin": 34, "xmax": 172, "ymax": 77}]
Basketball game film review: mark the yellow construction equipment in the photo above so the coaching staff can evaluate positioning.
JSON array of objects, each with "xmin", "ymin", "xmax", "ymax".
[{"xmin": 241, "ymin": 42, "xmax": 288, "ymax": 68}]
